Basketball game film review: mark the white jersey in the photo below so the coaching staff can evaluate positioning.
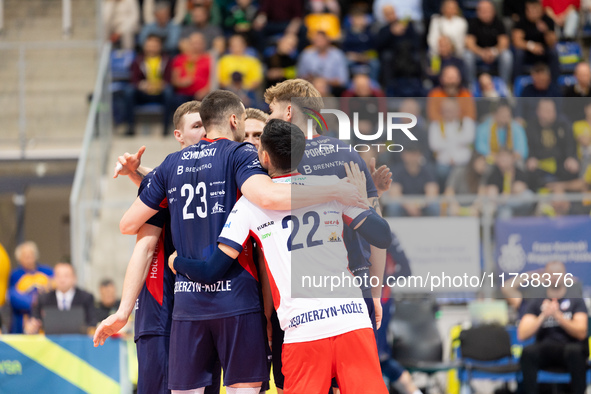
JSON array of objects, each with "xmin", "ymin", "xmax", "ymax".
[{"xmin": 218, "ymin": 174, "xmax": 373, "ymax": 344}]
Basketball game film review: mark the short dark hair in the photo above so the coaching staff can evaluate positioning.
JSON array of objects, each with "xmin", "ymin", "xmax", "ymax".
[
  {"xmin": 200, "ymin": 90, "xmax": 245, "ymax": 131},
  {"xmin": 145, "ymin": 33, "xmax": 163, "ymax": 43},
  {"xmin": 100, "ymin": 279, "xmax": 115, "ymax": 288},
  {"xmin": 531, "ymin": 62, "xmax": 550, "ymax": 74},
  {"xmin": 261, "ymin": 119, "xmax": 306, "ymax": 172}
]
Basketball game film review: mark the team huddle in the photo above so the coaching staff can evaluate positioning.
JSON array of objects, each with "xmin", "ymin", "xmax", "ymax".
[{"xmin": 93, "ymin": 79, "xmax": 392, "ymax": 394}]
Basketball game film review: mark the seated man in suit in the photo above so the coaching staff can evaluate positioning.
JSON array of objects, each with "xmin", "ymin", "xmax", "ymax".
[
  {"xmin": 517, "ymin": 261, "xmax": 589, "ymax": 394},
  {"xmin": 27, "ymin": 263, "xmax": 96, "ymax": 334}
]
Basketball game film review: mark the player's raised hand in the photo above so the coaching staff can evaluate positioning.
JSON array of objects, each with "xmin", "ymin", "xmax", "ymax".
[
  {"xmin": 168, "ymin": 250, "xmax": 178, "ymax": 275},
  {"xmin": 369, "ymin": 157, "xmax": 392, "ymax": 197},
  {"xmin": 93, "ymin": 311, "xmax": 128, "ymax": 347},
  {"xmin": 336, "ymin": 179, "xmax": 368, "ymax": 209},
  {"xmin": 113, "ymin": 146, "xmax": 146, "ymax": 178},
  {"xmin": 344, "ymin": 161, "xmax": 368, "ymax": 201}
]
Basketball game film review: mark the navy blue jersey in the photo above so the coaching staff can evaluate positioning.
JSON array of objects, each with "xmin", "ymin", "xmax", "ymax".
[
  {"xmin": 298, "ymin": 135, "xmax": 379, "ymax": 295},
  {"xmin": 134, "ymin": 171, "xmax": 176, "ymax": 340},
  {"xmin": 139, "ymin": 138, "xmax": 267, "ymax": 321}
]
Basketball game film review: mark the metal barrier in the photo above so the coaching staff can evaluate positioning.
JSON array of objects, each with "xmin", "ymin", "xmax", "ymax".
[{"xmin": 69, "ymin": 42, "xmax": 112, "ymax": 288}]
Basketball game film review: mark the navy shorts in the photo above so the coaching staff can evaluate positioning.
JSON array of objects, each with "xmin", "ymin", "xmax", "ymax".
[
  {"xmin": 169, "ymin": 312, "xmax": 269, "ymax": 390},
  {"xmin": 136, "ymin": 335, "xmax": 170, "ymax": 394}
]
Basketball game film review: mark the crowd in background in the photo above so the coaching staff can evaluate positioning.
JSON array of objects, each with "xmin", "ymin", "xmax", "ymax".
[
  {"xmin": 103, "ymin": 0, "xmax": 591, "ymax": 218},
  {"xmin": 1, "ymin": 241, "xmax": 120, "ymax": 334}
]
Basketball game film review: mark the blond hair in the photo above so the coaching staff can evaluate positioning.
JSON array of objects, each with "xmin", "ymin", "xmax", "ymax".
[
  {"xmin": 264, "ymin": 79, "xmax": 324, "ymax": 113},
  {"xmin": 245, "ymin": 108, "xmax": 268, "ymax": 123},
  {"xmin": 173, "ymin": 100, "xmax": 201, "ymax": 130}
]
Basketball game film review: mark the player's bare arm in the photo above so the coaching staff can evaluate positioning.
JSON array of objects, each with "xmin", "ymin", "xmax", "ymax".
[
  {"xmin": 93, "ymin": 223, "xmax": 161, "ymax": 346},
  {"xmin": 120, "ymin": 197, "xmax": 159, "ymax": 235},
  {"xmin": 240, "ymin": 174, "xmax": 368, "ymax": 211}
]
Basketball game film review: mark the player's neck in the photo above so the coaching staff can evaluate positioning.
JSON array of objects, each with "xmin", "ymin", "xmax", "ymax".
[
  {"xmin": 269, "ymin": 168, "xmax": 298, "ymax": 178},
  {"xmin": 205, "ymin": 128, "xmax": 233, "ymax": 140}
]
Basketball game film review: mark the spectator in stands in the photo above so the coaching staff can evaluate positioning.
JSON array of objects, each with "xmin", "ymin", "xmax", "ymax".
[
  {"xmin": 297, "ymin": 30, "xmax": 349, "ymax": 96},
  {"xmin": 9, "ymin": 241, "xmax": 52, "ymax": 333},
  {"xmin": 252, "ymin": 0, "xmax": 305, "ymax": 51},
  {"xmin": 244, "ymin": 108, "xmax": 267, "ymax": 149},
  {"xmin": 522, "ymin": 63, "xmax": 562, "ymax": 98},
  {"xmin": 444, "ymin": 152, "xmax": 487, "ymax": 216},
  {"xmin": 342, "ymin": 73, "xmax": 386, "ymax": 98},
  {"xmin": 464, "ymin": 0, "xmax": 513, "ymax": 87},
  {"xmin": 102, "ymin": 0, "xmax": 140, "ymax": 50},
  {"xmin": 218, "ymin": 34, "xmax": 263, "ymax": 93},
  {"xmin": 376, "ymin": 6, "xmax": 424, "ymax": 97},
  {"xmin": 343, "ymin": 8, "xmax": 379, "ymax": 81},
  {"xmin": 563, "ymin": 62, "xmax": 591, "ymax": 122},
  {"xmin": 385, "ymin": 145, "xmax": 440, "ymax": 217},
  {"xmin": 477, "ymin": 73, "xmax": 511, "ymax": 98},
  {"xmin": 223, "ymin": 0, "xmax": 258, "ymax": 41},
  {"xmin": 516, "ymin": 63, "xmax": 562, "ymax": 123},
  {"xmin": 428, "ymin": 98, "xmax": 476, "ymax": 186},
  {"xmin": 138, "ymin": 1, "xmax": 181, "ymax": 54},
  {"xmin": 171, "ymin": 32, "xmax": 211, "ymax": 106},
  {"xmin": 265, "ymin": 34, "xmax": 298, "ymax": 88},
  {"xmin": 181, "ymin": 4, "xmax": 224, "ymax": 53},
  {"xmin": 583, "ymin": 0, "xmax": 591, "ymax": 28},
  {"xmin": 400, "ymin": 98, "xmax": 433, "ymax": 162},
  {"xmin": 27, "ymin": 263, "xmax": 96, "ymax": 334},
  {"xmin": 503, "ymin": 0, "xmax": 527, "ymax": 22},
  {"xmin": 486, "ymin": 148, "xmax": 534, "ymax": 218},
  {"xmin": 310, "ymin": 77, "xmax": 333, "ymax": 97},
  {"xmin": 572, "ymin": 101, "xmax": 591, "ymax": 174},
  {"xmin": 427, "ymin": 0, "xmax": 467, "ymax": 57},
  {"xmin": 95, "ymin": 279, "xmax": 120, "ymax": 323},
  {"xmin": 526, "ymin": 98, "xmax": 579, "ymax": 191},
  {"xmin": 518, "ymin": 261, "xmax": 588, "ymax": 394},
  {"xmin": 125, "ymin": 34, "xmax": 174, "ymax": 136},
  {"xmin": 427, "ymin": 65, "xmax": 476, "ymax": 121},
  {"xmin": 310, "ymin": 0, "xmax": 340, "ymax": 14},
  {"xmin": 564, "ymin": 62, "xmax": 591, "ymax": 98},
  {"xmin": 427, "ymin": 35, "xmax": 466, "ymax": 82},
  {"xmin": 542, "ymin": 0, "xmax": 580, "ymax": 39},
  {"xmin": 142, "ymin": 0, "xmax": 187, "ymax": 25},
  {"xmin": 476, "ymin": 100, "xmax": 528, "ymax": 162},
  {"xmin": 373, "ymin": 0, "xmax": 424, "ymax": 28},
  {"xmin": 512, "ymin": 0, "xmax": 560, "ymax": 79}
]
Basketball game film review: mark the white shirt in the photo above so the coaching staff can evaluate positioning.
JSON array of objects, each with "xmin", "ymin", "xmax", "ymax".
[
  {"xmin": 218, "ymin": 175, "xmax": 373, "ymax": 344},
  {"xmin": 56, "ymin": 288, "xmax": 76, "ymax": 311},
  {"xmin": 427, "ymin": 15, "xmax": 468, "ymax": 56},
  {"xmin": 428, "ymin": 117, "xmax": 476, "ymax": 166}
]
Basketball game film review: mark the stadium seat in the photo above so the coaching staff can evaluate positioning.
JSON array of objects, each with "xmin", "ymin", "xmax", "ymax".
[
  {"xmin": 389, "ymin": 299, "xmax": 460, "ymax": 392},
  {"xmin": 558, "ymin": 74, "xmax": 577, "ymax": 88},
  {"xmin": 471, "ymin": 76, "xmax": 510, "ymax": 98},
  {"xmin": 110, "ymin": 49, "xmax": 135, "ymax": 82},
  {"xmin": 557, "ymin": 41, "xmax": 582, "ymax": 73},
  {"xmin": 513, "ymin": 75, "xmax": 533, "ymax": 98},
  {"xmin": 458, "ymin": 324, "xmax": 520, "ymax": 391}
]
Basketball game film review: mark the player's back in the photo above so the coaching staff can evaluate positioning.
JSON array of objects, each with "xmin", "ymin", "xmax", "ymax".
[
  {"xmin": 220, "ymin": 174, "xmax": 372, "ymax": 343},
  {"xmin": 139, "ymin": 137, "xmax": 266, "ymax": 321}
]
